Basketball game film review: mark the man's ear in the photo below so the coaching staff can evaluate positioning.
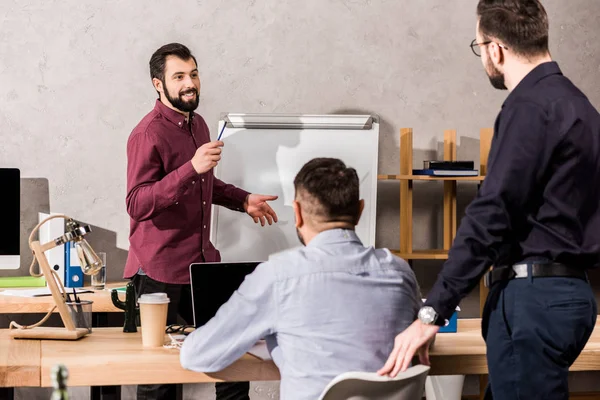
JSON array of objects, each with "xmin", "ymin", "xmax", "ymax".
[
  {"xmin": 489, "ymin": 41, "xmax": 505, "ymax": 66},
  {"xmin": 152, "ymin": 78, "xmax": 163, "ymax": 95},
  {"xmin": 293, "ymin": 200, "xmax": 303, "ymax": 228}
]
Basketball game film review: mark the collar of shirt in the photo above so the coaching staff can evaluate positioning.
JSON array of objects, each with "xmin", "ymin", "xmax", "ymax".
[
  {"xmin": 502, "ymin": 61, "xmax": 562, "ymax": 109},
  {"xmin": 307, "ymin": 228, "xmax": 362, "ymax": 248},
  {"xmin": 153, "ymin": 99, "xmax": 195, "ymax": 129}
]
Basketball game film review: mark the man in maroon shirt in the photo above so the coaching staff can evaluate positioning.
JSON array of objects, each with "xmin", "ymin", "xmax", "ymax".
[{"xmin": 125, "ymin": 43, "xmax": 278, "ymax": 400}]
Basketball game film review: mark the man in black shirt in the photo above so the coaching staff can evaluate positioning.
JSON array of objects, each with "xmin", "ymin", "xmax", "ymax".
[{"xmin": 379, "ymin": 1, "xmax": 600, "ymax": 398}]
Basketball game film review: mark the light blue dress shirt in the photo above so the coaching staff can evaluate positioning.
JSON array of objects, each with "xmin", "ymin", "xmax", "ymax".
[{"xmin": 180, "ymin": 229, "xmax": 421, "ymax": 400}]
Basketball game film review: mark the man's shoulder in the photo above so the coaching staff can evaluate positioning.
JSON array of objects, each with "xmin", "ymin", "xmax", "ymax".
[
  {"xmin": 263, "ymin": 244, "xmax": 414, "ymax": 277},
  {"xmin": 128, "ymin": 108, "xmax": 167, "ymax": 143},
  {"xmin": 266, "ymin": 246, "xmax": 306, "ymax": 266},
  {"xmin": 512, "ymin": 74, "xmax": 589, "ymax": 115},
  {"xmin": 258, "ymin": 245, "xmax": 317, "ymax": 279},
  {"xmin": 375, "ymin": 247, "xmax": 415, "ymax": 273}
]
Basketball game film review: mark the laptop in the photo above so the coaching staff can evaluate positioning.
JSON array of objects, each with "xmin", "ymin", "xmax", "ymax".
[{"xmin": 189, "ymin": 262, "xmax": 260, "ymax": 328}]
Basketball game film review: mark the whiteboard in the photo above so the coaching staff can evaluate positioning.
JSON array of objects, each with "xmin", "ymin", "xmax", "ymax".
[{"xmin": 210, "ymin": 114, "xmax": 379, "ymax": 262}]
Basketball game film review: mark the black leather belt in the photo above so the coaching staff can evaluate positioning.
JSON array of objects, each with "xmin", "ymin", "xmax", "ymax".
[{"xmin": 484, "ymin": 262, "xmax": 587, "ymax": 288}]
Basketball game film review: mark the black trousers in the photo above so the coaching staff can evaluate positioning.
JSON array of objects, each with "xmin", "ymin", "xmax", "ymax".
[
  {"xmin": 482, "ymin": 275, "xmax": 596, "ymax": 399},
  {"xmin": 132, "ymin": 274, "xmax": 250, "ymax": 400}
]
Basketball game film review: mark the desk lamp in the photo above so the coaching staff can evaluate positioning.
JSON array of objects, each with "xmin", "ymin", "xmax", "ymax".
[{"xmin": 10, "ymin": 214, "xmax": 103, "ymax": 340}]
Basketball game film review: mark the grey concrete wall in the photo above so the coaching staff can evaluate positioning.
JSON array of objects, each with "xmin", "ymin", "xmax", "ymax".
[{"xmin": 1, "ymin": 0, "xmax": 600, "ymax": 398}]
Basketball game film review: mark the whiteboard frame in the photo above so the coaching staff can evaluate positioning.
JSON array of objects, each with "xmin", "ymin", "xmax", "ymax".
[{"xmin": 210, "ymin": 113, "xmax": 379, "ymax": 261}]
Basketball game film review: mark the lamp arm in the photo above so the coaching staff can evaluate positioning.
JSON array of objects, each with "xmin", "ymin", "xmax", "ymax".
[
  {"xmin": 29, "ymin": 213, "xmax": 70, "ymax": 247},
  {"xmin": 27, "ymin": 214, "xmax": 70, "ymax": 277},
  {"xmin": 9, "ymin": 268, "xmax": 65, "ymax": 330}
]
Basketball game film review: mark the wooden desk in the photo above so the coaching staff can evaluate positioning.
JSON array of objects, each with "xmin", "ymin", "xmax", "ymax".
[
  {"xmin": 1, "ymin": 318, "xmax": 600, "ymax": 391},
  {"xmin": 40, "ymin": 328, "xmax": 280, "ymax": 387},
  {"xmin": 37, "ymin": 320, "xmax": 600, "ymax": 387},
  {"xmin": 429, "ymin": 319, "xmax": 487, "ymax": 375},
  {"xmin": 0, "ymin": 283, "xmax": 124, "ymax": 314},
  {"xmin": 0, "ymin": 330, "xmax": 40, "ymax": 387},
  {"xmin": 429, "ymin": 318, "xmax": 600, "ymax": 375}
]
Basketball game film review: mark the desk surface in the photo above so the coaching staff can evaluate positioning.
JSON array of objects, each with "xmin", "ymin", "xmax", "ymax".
[
  {"xmin": 429, "ymin": 318, "xmax": 600, "ymax": 375},
  {"xmin": 0, "ymin": 283, "xmax": 124, "ymax": 314},
  {"xmin": 3, "ymin": 318, "xmax": 600, "ymax": 388},
  {"xmin": 0, "ymin": 330, "xmax": 40, "ymax": 387},
  {"xmin": 428, "ymin": 319, "xmax": 488, "ymax": 375},
  {"xmin": 40, "ymin": 328, "xmax": 280, "ymax": 387}
]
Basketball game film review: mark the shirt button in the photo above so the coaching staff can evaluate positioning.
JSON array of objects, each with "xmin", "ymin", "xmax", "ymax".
[
  {"xmin": 192, "ymin": 180, "xmax": 195, "ymax": 184},
  {"xmin": 178, "ymin": 122, "xmax": 182, "ymax": 126},
  {"xmin": 201, "ymin": 178, "xmax": 204, "ymax": 182},
  {"xmin": 175, "ymin": 202, "xmax": 179, "ymax": 205},
  {"xmin": 203, "ymin": 201, "xmax": 206, "ymax": 205},
  {"xmin": 203, "ymin": 225, "xmax": 207, "ymax": 229}
]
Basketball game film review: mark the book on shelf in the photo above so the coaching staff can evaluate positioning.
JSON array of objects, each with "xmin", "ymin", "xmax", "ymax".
[
  {"xmin": 423, "ymin": 160, "xmax": 475, "ymax": 170},
  {"xmin": 413, "ymin": 169, "xmax": 479, "ymax": 176}
]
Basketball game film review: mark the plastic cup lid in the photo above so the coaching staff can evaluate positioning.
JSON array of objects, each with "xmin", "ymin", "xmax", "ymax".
[{"xmin": 137, "ymin": 292, "xmax": 170, "ymax": 304}]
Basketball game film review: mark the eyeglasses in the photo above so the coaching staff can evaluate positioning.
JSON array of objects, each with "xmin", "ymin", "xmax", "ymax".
[
  {"xmin": 470, "ymin": 39, "xmax": 509, "ymax": 57},
  {"xmin": 165, "ymin": 324, "xmax": 195, "ymax": 335}
]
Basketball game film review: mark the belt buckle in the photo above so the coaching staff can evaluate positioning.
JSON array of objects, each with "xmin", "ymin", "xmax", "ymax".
[{"xmin": 484, "ymin": 271, "xmax": 491, "ymax": 288}]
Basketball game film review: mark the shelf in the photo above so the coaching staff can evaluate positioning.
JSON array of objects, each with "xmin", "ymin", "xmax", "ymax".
[
  {"xmin": 390, "ymin": 249, "xmax": 449, "ymax": 260},
  {"xmin": 378, "ymin": 174, "xmax": 485, "ymax": 182}
]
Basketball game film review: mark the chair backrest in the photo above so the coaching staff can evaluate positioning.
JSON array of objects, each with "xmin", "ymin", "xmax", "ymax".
[{"xmin": 318, "ymin": 364, "xmax": 430, "ymax": 400}]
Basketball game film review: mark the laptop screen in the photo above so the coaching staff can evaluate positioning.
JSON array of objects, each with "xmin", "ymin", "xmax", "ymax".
[{"xmin": 189, "ymin": 262, "xmax": 260, "ymax": 328}]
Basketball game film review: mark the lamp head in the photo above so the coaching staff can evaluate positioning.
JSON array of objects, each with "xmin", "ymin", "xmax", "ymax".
[{"xmin": 57, "ymin": 219, "xmax": 103, "ymax": 275}]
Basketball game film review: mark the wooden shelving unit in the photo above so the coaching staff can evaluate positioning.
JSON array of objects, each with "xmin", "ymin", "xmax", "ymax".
[
  {"xmin": 383, "ymin": 127, "xmax": 492, "ymax": 262},
  {"xmin": 379, "ymin": 127, "xmax": 493, "ymax": 399},
  {"xmin": 378, "ymin": 174, "xmax": 486, "ymax": 182},
  {"xmin": 379, "ymin": 127, "xmax": 494, "ymax": 307}
]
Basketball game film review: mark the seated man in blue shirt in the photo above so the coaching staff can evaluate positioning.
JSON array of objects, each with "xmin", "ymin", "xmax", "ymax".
[{"xmin": 180, "ymin": 157, "xmax": 421, "ymax": 399}]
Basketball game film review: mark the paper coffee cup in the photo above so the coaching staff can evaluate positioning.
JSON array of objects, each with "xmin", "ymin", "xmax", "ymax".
[{"xmin": 138, "ymin": 293, "xmax": 170, "ymax": 347}]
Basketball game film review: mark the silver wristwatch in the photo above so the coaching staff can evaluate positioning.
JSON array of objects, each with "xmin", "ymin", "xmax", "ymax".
[{"xmin": 418, "ymin": 306, "xmax": 443, "ymax": 326}]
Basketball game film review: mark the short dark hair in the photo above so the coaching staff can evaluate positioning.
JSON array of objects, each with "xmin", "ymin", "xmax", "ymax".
[
  {"xmin": 477, "ymin": 0, "xmax": 549, "ymax": 57},
  {"xmin": 293, "ymin": 158, "xmax": 361, "ymax": 224},
  {"xmin": 149, "ymin": 43, "xmax": 197, "ymax": 82}
]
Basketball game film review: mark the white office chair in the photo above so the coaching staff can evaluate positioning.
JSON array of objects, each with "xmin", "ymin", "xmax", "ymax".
[
  {"xmin": 318, "ymin": 364, "xmax": 430, "ymax": 400},
  {"xmin": 425, "ymin": 375, "xmax": 465, "ymax": 400}
]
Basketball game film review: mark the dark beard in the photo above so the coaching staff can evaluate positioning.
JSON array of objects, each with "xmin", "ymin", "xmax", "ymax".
[
  {"xmin": 486, "ymin": 58, "xmax": 507, "ymax": 90},
  {"xmin": 163, "ymin": 81, "xmax": 199, "ymax": 112},
  {"xmin": 296, "ymin": 228, "xmax": 306, "ymax": 246}
]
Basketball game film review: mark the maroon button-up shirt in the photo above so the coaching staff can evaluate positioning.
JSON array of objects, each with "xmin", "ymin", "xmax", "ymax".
[{"xmin": 124, "ymin": 100, "xmax": 249, "ymax": 284}]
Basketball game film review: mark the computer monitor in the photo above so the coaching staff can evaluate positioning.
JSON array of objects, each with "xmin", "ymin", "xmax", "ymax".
[
  {"xmin": 0, "ymin": 168, "xmax": 20, "ymax": 269},
  {"xmin": 189, "ymin": 262, "xmax": 260, "ymax": 327}
]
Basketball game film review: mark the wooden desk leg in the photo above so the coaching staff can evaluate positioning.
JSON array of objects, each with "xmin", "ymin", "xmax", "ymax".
[
  {"xmin": 91, "ymin": 385, "xmax": 121, "ymax": 400},
  {"xmin": 91, "ymin": 312, "xmax": 121, "ymax": 400},
  {"xmin": 480, "ymin": 375, "xmax": 488, "ymax": 399},
  {"xmin": 0, "ymin": 388, "xmax": 14, "ymax": 400}
]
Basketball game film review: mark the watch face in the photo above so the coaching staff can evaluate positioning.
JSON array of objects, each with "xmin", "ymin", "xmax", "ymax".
[{"xmin": 419, "ymin": 306, "xmax": 436, "ymax": 324}]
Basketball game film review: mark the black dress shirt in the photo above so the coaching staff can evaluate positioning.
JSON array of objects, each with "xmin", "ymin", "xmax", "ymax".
[{"xmin": 425, "ymin": 62, "xmax": 600, "ymax": 320}]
